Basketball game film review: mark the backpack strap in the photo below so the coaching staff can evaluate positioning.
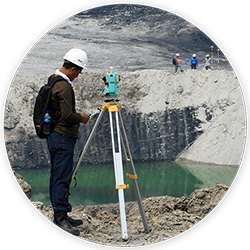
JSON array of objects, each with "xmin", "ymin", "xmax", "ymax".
[
  {"xmin": 47, "ymin": 74, "xmax": 67, "ymax": 126},
  {"xmin": 48, "ymin": 74, "xmax": 65, "ymax": 87},
  {"xmin": 45, "ymin": 74, "xmax": 65, "ymax": 110}
]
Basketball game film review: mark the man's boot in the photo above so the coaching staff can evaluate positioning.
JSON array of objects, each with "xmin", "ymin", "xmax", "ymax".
[
  {"xmin": 53, "ymin": 210, "xmax": 80, "ymax": 236},
  {"xmin": 66, "ymin": 215, "xmax": 83, "ymax": 227}
]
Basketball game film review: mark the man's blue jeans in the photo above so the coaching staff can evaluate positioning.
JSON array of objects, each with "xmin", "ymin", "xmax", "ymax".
[
  {"xmin": 191, "ymin": 64, "xmax": 197, "ymax": 69},
  {"xmin": 47, "ymin": 131, "xmax": 76, "ymax": 212}
]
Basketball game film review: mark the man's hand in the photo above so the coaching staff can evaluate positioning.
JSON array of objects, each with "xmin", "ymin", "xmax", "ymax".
[{"xmin": 81, "ymin": 113, "xmax": 90, "ymax": 124}]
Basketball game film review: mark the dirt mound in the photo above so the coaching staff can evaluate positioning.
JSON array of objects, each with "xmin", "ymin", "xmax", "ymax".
[{"xmin": 33, "ymin": 183, "xmax": 228, "ymax": 246}]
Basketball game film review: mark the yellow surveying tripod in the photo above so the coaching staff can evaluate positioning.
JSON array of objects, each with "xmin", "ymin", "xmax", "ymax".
[{"xmin": 72, "ymin": 101, "xmax": 150, "ymax": 240}]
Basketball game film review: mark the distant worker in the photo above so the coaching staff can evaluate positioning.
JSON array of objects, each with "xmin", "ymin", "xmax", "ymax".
[
  {"xmin": 190, "ymin": 54, "xmax": 198, "ymax": 69},
  {"xmin": 205, "ymin": 54, "xmax": 211, "ymax": 70},
  {"xmin": 173, "ymin": 53, "xmax": 184, "ymax": 73}
]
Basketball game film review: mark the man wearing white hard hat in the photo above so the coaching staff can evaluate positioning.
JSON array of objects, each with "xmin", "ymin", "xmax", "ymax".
[
  {"xmin": 205, "ymin": 54, "xmax": 211, "ymax": 70},
  {"xmin": 47, "ymin": 48, "xmax": 90, "ymax": 236},
  {"xmin": 174, "ymin": 53, "xmax": 184, "ymax": 73},
  {"xmin": 190, "ymin": 54, "xmax": 199, "ymax": 69}
]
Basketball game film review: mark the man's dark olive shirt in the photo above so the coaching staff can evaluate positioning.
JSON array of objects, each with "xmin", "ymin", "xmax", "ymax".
[{"xmin": 51, "ymin": 76, "xmax": 82, "ymax": 139}]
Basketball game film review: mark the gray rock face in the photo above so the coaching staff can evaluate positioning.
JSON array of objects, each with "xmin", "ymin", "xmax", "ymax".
[
  {"xmin": 4, "ymin": 69, "xmax": 246, "ymax": 169},
  {"xmin": 5, "ymin": 5, "xmax": 243, "ymax": 169},
  {"xmin": 15, "ymin": 4, "xmax": 230, "ymax": 78},
  {"xmin": 74, "ymin": 106, "xmax": 201, "ymax": 166}
]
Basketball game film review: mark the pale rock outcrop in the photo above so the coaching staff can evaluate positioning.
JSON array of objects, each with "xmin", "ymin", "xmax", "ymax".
[{"xmin": 4, "ymin": 69, "xmax": 246, "ymax": 168}]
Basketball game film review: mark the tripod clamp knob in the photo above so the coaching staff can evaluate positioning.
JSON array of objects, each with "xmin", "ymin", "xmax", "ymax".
[{"xmin": 116, "ymin": 184, "xmax": 129, "ymax": 190}]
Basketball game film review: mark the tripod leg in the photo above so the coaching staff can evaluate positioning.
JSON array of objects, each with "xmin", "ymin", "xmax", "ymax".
[
  {"xmin": 118, "ymin": 111, "xmax": 150, "ymax": 233},
  {"xmin": 72, "ymin": 110, "xmax": 104, "ymax": 181},
  {"xmin": 109, "ymin": 111, "xmax": 128, "ymax": 240}
]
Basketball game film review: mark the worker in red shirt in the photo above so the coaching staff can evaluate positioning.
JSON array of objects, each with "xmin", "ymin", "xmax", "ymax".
[{"xmin": 173, "ymin": 53, "xmax": 184, "ymax": 73}]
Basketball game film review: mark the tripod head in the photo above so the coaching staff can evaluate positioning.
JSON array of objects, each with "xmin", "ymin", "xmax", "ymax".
[{"xmin": 102, "ymin": 67, "xmax": 121, "ymax": 97}]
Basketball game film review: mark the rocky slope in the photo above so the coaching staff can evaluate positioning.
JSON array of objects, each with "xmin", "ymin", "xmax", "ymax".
[
  {"xmin": 4, "ymin": 69, "xmax": 246, "ymax": 168},
  {"xmin": 5, "ymin": 4, "xmax": 243, "ymax": 169},
  {"xmin": 33, "ymin": 183, "xmax": 229, "ymax": 246},
  {"xmin": 15, "ymin": 4, "xmax": 230, "ymax": 77}
]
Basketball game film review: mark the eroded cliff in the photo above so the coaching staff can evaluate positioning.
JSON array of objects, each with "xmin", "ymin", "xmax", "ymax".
[{"xmin": 4, "ymin": 69, "xmax": 246, "ymax": 168}]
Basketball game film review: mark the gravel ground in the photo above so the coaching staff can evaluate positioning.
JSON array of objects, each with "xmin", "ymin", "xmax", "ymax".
[{"xmin": 33, "ymin": 183, "xmax": 229, "ymax": 247}]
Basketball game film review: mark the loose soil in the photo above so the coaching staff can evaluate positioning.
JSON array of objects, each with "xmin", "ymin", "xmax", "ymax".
[{"xmin": 32, "ymin": 183, "xmax": 229, "ymax": 247}]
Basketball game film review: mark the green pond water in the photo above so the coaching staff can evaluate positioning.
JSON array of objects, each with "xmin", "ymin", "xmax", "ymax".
[{"xmin": 16, "ymin": 161, "xmax": 238, "ymax": 207}]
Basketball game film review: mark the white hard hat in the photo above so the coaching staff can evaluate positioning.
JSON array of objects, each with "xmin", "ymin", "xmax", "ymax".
[
  {"xmin": 206, "ymin": 54, "xmax": 209, "ymax": 57},
  {"xmin": 176, "ymin": 53, "xmax": 179, "ymax": 56},
  {"xmin": 63, "ymin": 48, "xmax": 88, "ymax": 70},
  {"xmin": 193, "ymin": 54, "xmax": 196, "ymax": 57}
]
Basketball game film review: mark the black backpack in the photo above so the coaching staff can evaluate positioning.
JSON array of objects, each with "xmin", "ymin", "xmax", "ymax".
[
  {"xmin": 33, "ymin": 75, "xmax": 65, "ymax": 139},
  {"xmin": 172, "ymin": 58, "xmax": 176, "ymax": 65}
]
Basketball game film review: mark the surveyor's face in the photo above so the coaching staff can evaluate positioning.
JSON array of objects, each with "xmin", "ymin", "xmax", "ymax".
[{"xmin": 69, "ymin": 68, "xmax": 83, "ymax": 81}]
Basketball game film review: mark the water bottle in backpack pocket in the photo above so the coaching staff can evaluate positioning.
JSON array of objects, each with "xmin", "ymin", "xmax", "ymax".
[{"xmin": 43, "ymin": 110, "xmax": 51, "ymax": 135}]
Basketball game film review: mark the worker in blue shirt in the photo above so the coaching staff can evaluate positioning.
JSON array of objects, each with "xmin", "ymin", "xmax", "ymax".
[{"xmin": 190, "ymin": 54, "xmax": 199, "ymax": 69}]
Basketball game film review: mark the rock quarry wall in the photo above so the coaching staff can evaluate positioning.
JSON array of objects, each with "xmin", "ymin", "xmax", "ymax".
[{"xmin": 4, "ymin": 69, "xmax": 246, "ymax": 169}]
